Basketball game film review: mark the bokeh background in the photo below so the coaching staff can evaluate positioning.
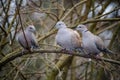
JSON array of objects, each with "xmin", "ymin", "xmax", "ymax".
[{"xmin": 0, "ymin": 0, "xmax": 120, "ymax": 80}]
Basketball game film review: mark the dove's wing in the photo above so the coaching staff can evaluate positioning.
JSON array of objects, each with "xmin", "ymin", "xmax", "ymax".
[
  {"xmin": 18, "ymin": 35, "xmax": 25, "ymax": 48},
  {"xmin": 95, "ymin": 35, "xmax": 113, "ymax": 54},
  {"xmin": 94, "ymin": 36, "xmax": 106, "ymax": 51},
  {"xmin": 30, "ymin": 34, "xmax": 39, "ymax": 48},
  {"xmin": 71, "ymin": 30, "xmax": 82, "ymax": 48},
  {"xmin": 17, "ymin": 32, "xmax": 30, "ymax": 49}
]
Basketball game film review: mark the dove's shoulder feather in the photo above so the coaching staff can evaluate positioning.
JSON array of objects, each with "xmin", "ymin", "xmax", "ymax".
[{"xmin": 70, "ymin": 30, "xmax": 82, "ymax": 48}]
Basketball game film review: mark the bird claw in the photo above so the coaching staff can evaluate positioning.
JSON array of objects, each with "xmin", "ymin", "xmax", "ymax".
[
  {"xmin": 60, "ymin": 49, "xmax": 74, "ymax": 54},
  {"xmin": 60, "ymin": 48, "xmax": 67, "ymax": 52},
  {"xmin": 82, "ymin": 54, "xmax": 91, "ymax": 58},
  {"xmin": 21, "ymin": 49, "xmax": 27, "ymax": 55},
  {"xmin": 93, "ymin": 54, "xmax": 101, "ymax": 60},
  {"xmin": 66, "ymin": 50, "xmax": 74, "ymax": 54},
  {"xmin": 21, "ymin": 49, "xmax": 31, "ymax": 55}
]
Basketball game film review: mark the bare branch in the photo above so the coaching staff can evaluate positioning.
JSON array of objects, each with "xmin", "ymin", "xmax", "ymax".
[
  {"xmin": 81, "ymin": 18, "xmax": 120, "ymax": 24},
  {"xmin": 0, "ymin": 49, "xmax": 119, "ymax": 69},
  {"xmin": 61, "ymin": 0, "xmax": 87, "ymax": 21}
]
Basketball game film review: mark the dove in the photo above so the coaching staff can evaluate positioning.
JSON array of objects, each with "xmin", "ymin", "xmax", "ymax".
[
  {"xmin": 17, "ymin": 25, "xmax": 39, "ymax": 50},
  {"xmin": 76, "ymin": 24, "xmax": 113, "ymax": 56},
  {"xmin": 55, "ymin": 21, "xmax": 83, "ymax": 53}
]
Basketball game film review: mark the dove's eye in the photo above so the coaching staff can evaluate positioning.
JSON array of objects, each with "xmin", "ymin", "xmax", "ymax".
[
  {"xmin": 30, "ymin": 27, "xmax": 33, "ymax": 29},
  {"xmin": 79, "ymin": 26, "xmax": 81, "ymax": 28}
]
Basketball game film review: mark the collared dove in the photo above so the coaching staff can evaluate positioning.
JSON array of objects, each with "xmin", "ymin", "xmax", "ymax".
[
  {"xmin": 55, "ymin": 21, "xmax": 83, "ymax": 53},
  {"xmin": 76, "ymin": 24, "xmax": 113, "ymax": 55},
  {"xmin": 17, "ymin": 25, "xmax": 38, "ymax": 50}
]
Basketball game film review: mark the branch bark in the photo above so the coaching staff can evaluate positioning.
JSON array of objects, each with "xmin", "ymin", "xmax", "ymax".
[
  {"xmin": 0, "ymin": 49, "xmax": 120, "ymax": 70},
  {"xmin": 81, "ymin": 18, "xmax": 120, "ymax": 24}
]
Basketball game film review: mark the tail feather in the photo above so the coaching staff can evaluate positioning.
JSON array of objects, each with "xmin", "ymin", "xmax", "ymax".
[{"xmin": 103, "ymin": 49, "xmax": 114, "ymax": 54}]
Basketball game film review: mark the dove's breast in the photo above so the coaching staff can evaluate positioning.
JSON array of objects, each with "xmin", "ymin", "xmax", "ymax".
[{"xmin": 55, "ymin": 28, "xmax": 74, "ymax": 50}]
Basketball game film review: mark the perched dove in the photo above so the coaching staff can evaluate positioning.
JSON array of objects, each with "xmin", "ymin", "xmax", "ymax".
[
  {"xmin": 76, "ymin": 24, "xmax": 113, "ymax": 55},
  {"xmin": 17, "ymin": 25, "xmax": 38, "ymax": 50},
  {"xmin": 55, "ymin": 21, "xmax": 83, "ymax": 53}
]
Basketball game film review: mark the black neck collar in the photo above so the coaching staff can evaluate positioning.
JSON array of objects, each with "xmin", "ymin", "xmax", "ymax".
[{"xmin": 84, "ymin": 30, "xmax": 88, "ymax": 32}]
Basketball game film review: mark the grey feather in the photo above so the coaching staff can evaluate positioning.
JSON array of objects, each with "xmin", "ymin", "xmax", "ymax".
[
  {"xmin": 55, "ymin": 21, "xmax": 82, "ymax": 52},
  {"xmin": 76, "ymin": 24, "xmax": 113, "ymax": 55},
  {"xmin": 17, "ymin": 25, "xmax": 38, "ymax": 50}
]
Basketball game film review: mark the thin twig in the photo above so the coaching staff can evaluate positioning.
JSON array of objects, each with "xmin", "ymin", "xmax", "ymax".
[
  {"xmin": 81, "ymin": 18, "xmax": 120, "ymax": 24},
  {"xmin": 96, "ymin": 21, "xmax": 120, "ymax": 34},
  {"xmin": 61, "ymin": 0, "xmax": 87, "ymax": 21},
  {"xmin": 16, "ymin": 1, "xmax": 31, "ymax": 52}
]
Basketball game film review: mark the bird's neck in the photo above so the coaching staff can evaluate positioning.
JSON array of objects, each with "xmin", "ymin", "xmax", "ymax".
[
  {"xmin": 59, "ymin": 27, "xmax": 67, "ymax": 30},
  {"xmin": 82, "ymin": 29, "xmax": 89, "ymax": 34},
  {"xmin": 58, "ymin": 27, "xmax": 68, "ymax": 34},
  {"xmin": 25, "ymin": 30, "xmax": 32, "ymax": 34},
  {"xmin": 84, "ymin": 30, "xmax": 88, "ymax": 32},
  {"xmin": 82, "ymin": 30, "xmax": 92, "ymax": 37}
]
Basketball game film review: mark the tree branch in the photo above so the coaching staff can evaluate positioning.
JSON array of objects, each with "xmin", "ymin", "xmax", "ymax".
[
  {"xmin": 61, "ymin": 0, "xmax": 87, "ymax": 21},
  {"xmin": 0, "ymin": 49, "xmax": 120, "ymax": 70},
  {"xmin": 81, "ymin": 18, "xmax": 120, "ymax": 24}
]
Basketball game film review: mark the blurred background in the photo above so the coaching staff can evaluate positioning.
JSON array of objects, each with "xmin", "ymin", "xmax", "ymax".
[{"xmin": 0, "ymin": 0, "xmax": 120, "ymax": 80}]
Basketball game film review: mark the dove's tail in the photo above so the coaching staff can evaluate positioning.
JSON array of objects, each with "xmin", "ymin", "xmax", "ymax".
[{"xmin": 103, "ymin": 49, "xmax": 114, "ymax": 54}]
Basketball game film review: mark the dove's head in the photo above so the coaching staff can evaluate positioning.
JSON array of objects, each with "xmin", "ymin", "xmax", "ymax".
[
  {"xmin": 26, "ymin": 25, "xmax": 36, "ymax": 33},
  {"xmin": 76, "ymin": 24, "xmax": 88, "ymax": 33},
  {"xmin": 55, "ymin": 21, "xmax": 67, "ymax": 29}
]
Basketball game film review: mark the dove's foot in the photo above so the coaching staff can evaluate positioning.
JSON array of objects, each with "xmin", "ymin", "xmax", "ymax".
[
  {"xmin": 60, "ymin": 49, "xmax": 74, "ymax": 54},
  {"xmin": 94, "ymin": 54, "xmax": 101, "ymax": 59},
  {"xmin": 21, "ymin": 49, "xmax": 30, "ymax": 55},
  {"xmin": 87, "ymin": 54, "xmax": 101, "ymax": 60},
  {"xmin": 83, "ymin": 54, "xmax": 91, "ymax": 58},
  {"xmin": 61, "ymin": 48, "xmax": 68, "ymax": 52},
  {"xmin": 67, "ymin": 50, "xmax": 74, "ymax": 54}
]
